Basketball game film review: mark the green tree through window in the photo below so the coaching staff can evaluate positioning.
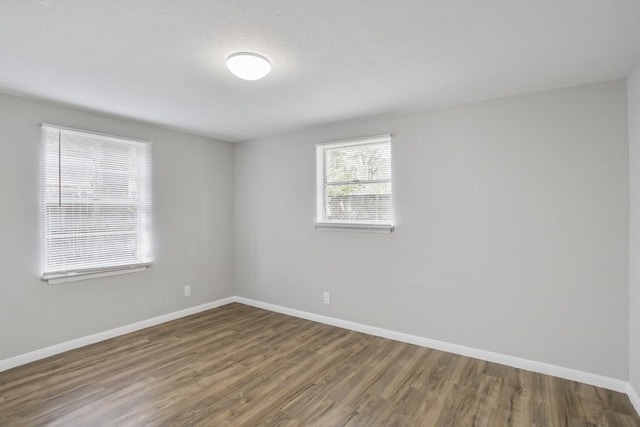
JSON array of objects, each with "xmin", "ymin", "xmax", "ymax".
[{"xmin": 316, "ymin": 135, "xmax": 392, "ymax": 227}]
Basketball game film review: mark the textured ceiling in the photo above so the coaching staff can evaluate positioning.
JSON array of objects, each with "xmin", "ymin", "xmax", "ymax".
[{"xmin": 1, "ymin": 0, "xmax": 640, "ymax": 142}]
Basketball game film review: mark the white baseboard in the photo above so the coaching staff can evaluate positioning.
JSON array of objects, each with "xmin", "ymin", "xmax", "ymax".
[
  {"xmin": 628, "ymin": 383, "xmax": 640, "ymax": 416},
  {"xmin": 1, "ymin": 294, "xmax": 637, "ymax": 419},
  {"xmin": 235, "ymin": 297, "xmax": 629, "ymax": 394},
  {"xmin": 0, "ymin": 297, "xmax": 235, "ymax": 373}
]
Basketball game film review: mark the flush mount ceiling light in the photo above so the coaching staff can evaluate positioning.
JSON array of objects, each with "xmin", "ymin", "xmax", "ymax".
[{"xmin": 226, "ymin": 52, "xmax": 271, "ymax": 81}]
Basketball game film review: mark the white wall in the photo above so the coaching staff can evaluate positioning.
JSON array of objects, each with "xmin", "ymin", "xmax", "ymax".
[
  {"xmin": 0, "ymin": 92, "xmax": 234, "ymax": 360},
  {"xmin": 629, "ymin": 63, "xmax": 640, "ymax": 393},
  {"xmin": 234, "ymin": 80, "xmax": 629, "ymax": 379}
]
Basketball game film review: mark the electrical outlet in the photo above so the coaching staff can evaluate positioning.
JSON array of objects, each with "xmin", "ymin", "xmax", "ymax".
[
  {"xmin": 184, "ymin": 285, "xmax": 191, "ymax": 297},
  {"xmin": 323, "ymin": 292, "xmax": 331, "ymax": 305}
]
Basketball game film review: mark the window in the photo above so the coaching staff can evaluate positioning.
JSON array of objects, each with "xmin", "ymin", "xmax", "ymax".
[
  {"xmin": 315, "ymin": 134, "xmax": 393, "ymax": 232},
  {"xmin": 41, "ymin": 124, "xmax": 153, "ymax": 284}
]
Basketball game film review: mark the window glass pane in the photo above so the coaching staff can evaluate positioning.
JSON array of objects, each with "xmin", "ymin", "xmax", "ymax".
[
  {"xmin": 325, "ymin": 182, "xmax": 391, "ymax": 221},
  {"xmin": 317, "ymin": 136, "xmax": 392, "ymax": 226},
  {"xmin": 42, "ymin": 126, "xmax": 152, "ymax": 276},
  {"xmin": 325, "ymin": 142, "xmax": 391, "ymax": 183}
]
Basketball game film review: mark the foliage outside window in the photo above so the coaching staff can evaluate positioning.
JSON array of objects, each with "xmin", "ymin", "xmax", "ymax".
[{"xmin": 315, "ymin": 135, "xmax": 393, "ymax": 232}]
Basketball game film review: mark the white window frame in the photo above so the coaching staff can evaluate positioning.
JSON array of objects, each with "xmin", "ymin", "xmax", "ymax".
[
  {"xmin": 315, "ymin": 134, "xmax": 393, "ymax": 233},
  {"xmin": 41, "ymin": 124, "xmax": 153, "ymax": 284}
]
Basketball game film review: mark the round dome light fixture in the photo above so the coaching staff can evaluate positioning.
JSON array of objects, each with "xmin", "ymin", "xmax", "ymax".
[{"xmin": 226, "ymin": 52, "xmax": 271, "ymax": 81}]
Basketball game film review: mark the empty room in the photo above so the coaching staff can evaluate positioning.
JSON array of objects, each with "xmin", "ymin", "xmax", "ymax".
[{"xmin": 1, "ymin": 0, "xmax": 640, "ymax": 425}]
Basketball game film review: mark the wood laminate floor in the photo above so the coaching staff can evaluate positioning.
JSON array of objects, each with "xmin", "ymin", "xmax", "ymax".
[{"xmin": 0, "ymin": 303, "xmax": 638, "ymax": 426}]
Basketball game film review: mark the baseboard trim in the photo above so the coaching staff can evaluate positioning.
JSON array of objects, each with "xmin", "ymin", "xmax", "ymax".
[
  {"xmin": 628, "ymin": 383, "xmax": 640, "ymax": 416},
  {"xmin": 0, "ymin": 297, "xmax": 235, "ymax": 373},
  {"xmin": 1, "ymin": 294, "xmax": 636, "ymax": 417},
  {"xmin": 235, "ymin": 297, "xmax": 629, "ymax": 394}
]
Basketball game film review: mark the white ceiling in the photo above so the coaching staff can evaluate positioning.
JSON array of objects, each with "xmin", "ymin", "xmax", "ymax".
[{"xmin": 1, "ymin": 0, "xmax": 640, "ymax": 142}]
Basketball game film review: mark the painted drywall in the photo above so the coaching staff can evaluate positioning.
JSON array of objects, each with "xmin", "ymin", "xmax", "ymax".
[
  {"xmin": 629, "ymin": 63, "xmax": 640, "ymax": 393},
  {"xmin": 0, "ymin": 92, "xmax": 234, "ymax": 360},
  {"xmin": 234, "ymin": 80, "xmax": 629, "ymax": 380}
]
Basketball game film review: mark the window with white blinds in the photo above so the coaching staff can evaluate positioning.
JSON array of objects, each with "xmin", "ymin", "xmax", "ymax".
[
  {"xmin": 315, "ymin": 134, "xmax": 393, "ymax": 232},
  {"xmin": 41, "ymin": 124, "xmax": 153, "ymax": 282}
]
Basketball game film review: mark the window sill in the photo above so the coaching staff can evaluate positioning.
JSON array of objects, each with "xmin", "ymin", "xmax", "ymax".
[
  {"xmin": 43, "ymin": 264, "xmax": 152, "ymax": 285},
  {"xmin": 314, "ymin": 222, "xmax": 394, "ymax": 233}
]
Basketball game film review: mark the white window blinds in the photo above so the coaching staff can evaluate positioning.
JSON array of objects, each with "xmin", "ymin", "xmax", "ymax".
[
  {"xmin": 316, "ymin": 135, "xmax": 393, "ymax": 232},
  {"xmin": 41, "ymin": 125, "xmax": 153, "ymax": 281}
]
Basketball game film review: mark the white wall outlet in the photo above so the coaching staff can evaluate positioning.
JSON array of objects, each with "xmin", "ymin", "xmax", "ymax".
[
  {"xmin": 184, "ymin": 285, "xmax": 191, "ymax": 297},
  {"xmin": 323, "ymin": 291, "xmax": 331, "ymax": 305}
]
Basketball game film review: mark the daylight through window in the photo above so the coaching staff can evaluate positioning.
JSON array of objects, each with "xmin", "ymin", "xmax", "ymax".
[
  {"xmin": 315, "ymin": 134, "xmax": 393, "ymax": 232},
  {"xmin": 41, "ymin": 125, "xmax": 153, "ymax": 282}
]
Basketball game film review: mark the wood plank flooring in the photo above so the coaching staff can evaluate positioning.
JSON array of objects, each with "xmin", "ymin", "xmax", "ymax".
[{"xmin": 0, "ymin": 303, "xmax": 638, "ymax": 426}]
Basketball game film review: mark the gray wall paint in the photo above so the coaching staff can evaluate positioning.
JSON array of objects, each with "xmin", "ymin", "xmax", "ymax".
[
  {"xmin": 0, "ymin": 93, "xmax": 234, "ymax": 360},
  {"xmin": 234, "ymin": 80, "xmax": 629, "ymax": 379},
  {"xmin": 629, "ymin": 63, "xmax": 640, "ymax": 392},
  {"xmin": 0, "ymin": 79, "xmax": 632, "ymax": 384}
]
